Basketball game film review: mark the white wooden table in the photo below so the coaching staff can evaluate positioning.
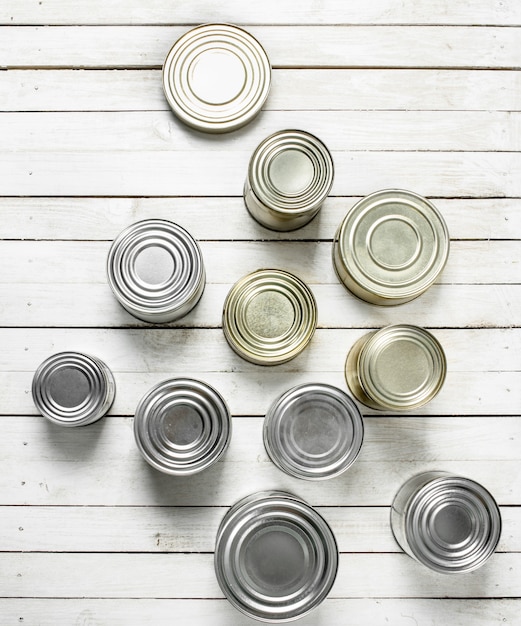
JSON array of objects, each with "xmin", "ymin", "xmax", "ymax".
[{"xmin": 1, "ymin": 2, "xmax": 520, "ymax": 624}]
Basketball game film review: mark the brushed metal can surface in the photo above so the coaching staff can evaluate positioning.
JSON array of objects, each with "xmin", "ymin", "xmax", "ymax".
[
  {"xmin": 345, "ymin": 324, "xmax": 446, "ymax": 411},
  {"xmin": 244, "ymin": 130, "xmax": 334, "ymax": 231},
  {"xmin": 133, "ymin": 378, "xmax": 231, "ymax": 475},
  {"xmin": 32, "ymin": 351, "xmax": 115, "ymax": 427},
  {"xmin": 222, "ymin": 269, "xmax": 317, "ymax": 365},
  {"xmin": 391, "ymin": 472, "xmax": 501, "ymax": 573},
  {"xmin": 333, "ymin": 189, "xmax": 449, "ymax": 305},
  {"xmin": 215, "ymin": 490, "xmax": 338, "ymax": 622},
  {"xmin": 263, "ymin": 383, "xmax": 364, "ymax": 480},
  {"xmin": 107, "ymin": 219, "xmax": 205, "ymax": 323},
  {"xmin": 163, "ymin": 23, "xmax": 271, "ymax": 133}
]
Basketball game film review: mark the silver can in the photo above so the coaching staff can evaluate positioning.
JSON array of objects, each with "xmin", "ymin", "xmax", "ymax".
[
  {"xmin": 264, "ymin": 383, "xmax": 364, "ymax": 480},
  {"xmin": 391, "ymin": 472, "xmax": 501, "ymax": 573},
  {"xmin": 245, "ymin": 130, "xmax": 334, "ymax": 231},
  {"xmin": 163, "ymin": 23, "xmax": 271, "ymax": 133},
  {"xmin": 107, "ymin": 219, "xmax": 205, "ymax": 323},
  {"xmin": 133, "ymin": 378, "xmax": 231, "ymax": 475},
  {"xmin": 215, "ymin": 491, "xmax": 338, "ymax": 622},
  {"xmin": 32, "ymin": 351, "xmax": 115, "ymax": 427}
]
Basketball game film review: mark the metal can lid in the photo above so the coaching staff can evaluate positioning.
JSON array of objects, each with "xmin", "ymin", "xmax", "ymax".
[
  {"xmin": 264, "ymin": 383, "xmax": 364, "ymax": 480},
  {"xmin": 107, "ymin": 219, "xmax": 205, "ymax": 322},
  {"xmin": 222, "ymin": 269, "xmax": 317, "ymax": 365},
  {"xmin": 405, "ymin": 474, "xmax": 502, "ymax": 573},
  {"xmin": 335, "ymin": 189, "xmax": 449, "ymax": 303},
  {"xmin": 163, "ymin": 23, "xmax": 271, "ymax": 133},
  {"xmin": 32, "ymin": 351, "xmax": 115, "ymax": 426},
  {"xmin": 248, "ymin": 130, "xmax": 334, "ymax": 213},
  {"xmin": 133, "ymin": 378, "xmax": 231, "ymax": 475},
  {"xmin": 215, "ymin": 491, "xmax": 338, "ymax": 622},
  {"xmin": 354, "ymin": 325, "xmax": 446, "ymax": 411}
]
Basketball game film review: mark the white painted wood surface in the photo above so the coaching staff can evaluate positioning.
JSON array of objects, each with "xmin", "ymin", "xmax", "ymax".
[{"xmin": 1, "ymin": 2, "xmax": 520, "ymax": 625}]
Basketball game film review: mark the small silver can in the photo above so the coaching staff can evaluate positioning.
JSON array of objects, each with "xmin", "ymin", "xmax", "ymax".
[
  {"xmin": 107, "ymin": 219, "xmax": 205, "ymax": 323},
  {"xmin": 345, "ymin": 324, "xmax": 446, "ymax": 411},
  {"xmin": 391, "ymin": 472, "xmax": 502, "ymax": 573},
  {"xmin": 244, "ymin": 130, "xmax": 334, "ymax": 231},
  {"xmin": 32, "ymin": 351, "xmax": 115, "ymax": 427},
  {"xmin": 215, "ymin": 491, "xmax": 338, "ymax": 622},
  {"xmin": 163, "ymin": 23, "xmax": 271, "ymax": 133},
  {"xmin": 133, "ymin": 378, "xmax": 231, "ymax": 475},
  {"xmin": 264, "ymin": 383, "xmax": 364, "ymax": 480}
]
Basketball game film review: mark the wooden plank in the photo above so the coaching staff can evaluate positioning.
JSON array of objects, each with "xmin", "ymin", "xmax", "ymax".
[
  {"xmin": 1, "ymin": 552, "xmax": 518, "ymax": 598},
  {"xmin": 1, "ymin": 598, "xmax": 519, "ymax": 626},
  {"xmin": 2, "ymin": 151, "xmax": 519, "ymax": 197},
  {"xmin": 2, "ymin": 110, "xmax": 519, "ymax": 152},
  {"xmin": 1, "ymin": 503, "xmax": 519, "ymax": 552},
  {"xmin": 1, "ymin": 197, "xmax": 518, "ymax": 241},
  {"xmin": 1, "ymin": 70, "xmax": 519, "ymax": 112},
  {"xmin": 2, "ymin": 26, "xmax": 520, "ymax": 69},
  {"xmin": 1, "ymin": 0, "xmax": 519, "ymax": 26},
  {"xmin": 1, "ymin": 416, "xmax": 520, "ymax": 505}
]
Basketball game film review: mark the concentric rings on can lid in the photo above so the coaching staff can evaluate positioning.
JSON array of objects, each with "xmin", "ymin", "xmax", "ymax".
[
  {"xmin": 404, "ymin": 474, "xmax": 501, "ymax": 573},
  {"xmin": 264, "ymin": 383, "xmax": 364, "ymax": 480},
  {"xmin": 249, "ymin": 130, "xmax": 334, "ymax": 213},
  {"xmin": 222, "ymin": 269, "xmax": 317, "ymax": 365},
  {"xmin": 133, "ymin": 378, "xmax": 231, "ymax": 475},
  {"xmin": 32, "ymin": 351, "xmax": 115, "ymax": 427},
  {"xmin": 334, "ymin": 189, "xmax": 449, "ymax": 305},
  {"xmin": 346, "ymin": 325, "xmax": 446, "ymax": 411},
  {"xmin": 107, "ymin": 219, "xmax": 205, "ymax": 323},
  {"xmin": 215, "ymin": 491, "xmax": 338, "ymax": 622},
  {"xmin": 162, "ymin": 24, "xmax": 271, "ymax": 133}
]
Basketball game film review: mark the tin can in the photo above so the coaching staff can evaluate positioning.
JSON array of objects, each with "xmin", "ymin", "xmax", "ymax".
[
  {"xmin": 133, "ymin": 378, "xmax": 231, "ymax": 475},
  {"xmin": 264, "ymin": 383, "xmax": 364, "ymax": 480},
  {"xmin": 163, "ymin": 23, "xmax": 271, "ymax": 133},
  {"xmin": 345, "ymin": 324, "xmax": 446, "ymax": 411},
  {"xmin": 107, "ymin": 219, "xmax": 205, "ymax": 323},
  {"xmin": 222, "ymin": 269, "xmax": 317, "ymax": 365},
  {"xmin": 215, "ymin": 491, "xmax": 338, "ymax": 622},
  {"xmin": 244, "ymin": 130, "xmax": 334, "ymax": 231},
  {"xmin": 391, "ymin": 472, "xmax": 501, "ymax": 573},
  {"xmin": 333, "ymin": 189, "xmax": 449, "ymax": 305},
  {"xmin": 32, "ymin": 351, "xmax": 115, "ymax": 427}
]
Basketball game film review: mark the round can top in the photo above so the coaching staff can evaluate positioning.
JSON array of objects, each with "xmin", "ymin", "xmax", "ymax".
[
  {"xmin": 163, "ymin": 23, "xmax": 271, "ymax": 133},
  {"xmin": 335, "ymin": 189, "xmax": 449, "ymax": 304},
  {"xmin": 249, "ymin": 130, "xmax": 334, "ymax": 213},
  {"xmin": 107, "ymin": 219, "xmax": 205, "ymax": 323},
  {"xmin": 354, "ymin": 325, "xmax": 446, "ymax": 411},
  {"xmin": 215, "ymin": 491, "xmax": 338, "ymax": 622},
  {"xmin": 405, "ymin": 474, "xmax": 501, "ymax": 573},
  {"xmin": 32, "ymin": 351, "xmax": 115, "ymax": 427},
  {"xmin": 133, "ymin": 378, "xmax": 231, "ymax": 475},
  {"xmin": 264, "ymin": 383, "xmax": 364, "ymax": 480},
  {"xmin": 222, "ymin": 269, "xmax": 317, "ymax": 365}
]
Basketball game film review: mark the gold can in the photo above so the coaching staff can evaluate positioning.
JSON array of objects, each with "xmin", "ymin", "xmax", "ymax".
[
  {"xmin": 345, "ymin": 324, "xmax": 446, "ymax": 411},
  {"xmin": 222, "ymin": 269, "xmax": 317, "ymax": 365},
  {"xmin": 333, "ymin": 189, "xmax": 449, "ymax": 305}
]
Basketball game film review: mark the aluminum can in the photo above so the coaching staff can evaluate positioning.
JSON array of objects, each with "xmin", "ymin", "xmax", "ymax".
[
  {"xmin": 163, "ymin": 23, "xmax": 271, "ymax": 133},
  {"xmin": 107, "ymin": 219, "xmax": 205, "ymax": 323},
  {"xmin": 133, "ymin": 378, "xmax": 231, "ymax": 475},
  {"xmin": 345, "ymin": 324, "xmax": 446, "ymax": 411},
  {"xmin": 32, "ymin": 351, "xmax": 115, "ymax": 427},
  {"xmin": 244, "ymin": 130, "xmax": 334, "ymax": 231},
  {"xmin": 215, "ymin": 491, "xmax": 338, "ymax": 622},
  {"xmin": 222, "ymin": 269, "xmax": 317, "ymax": 365},
  {"xmin": 263, "ymin": 383, "xmax": 364, "ymax": 480},
  {"xmin": 391, "ymin": 472, "xmax": 501, "ymax": 573},
  {"xmin": 333, "ymin": 189, "xmax": 449, "ymax": 305}
]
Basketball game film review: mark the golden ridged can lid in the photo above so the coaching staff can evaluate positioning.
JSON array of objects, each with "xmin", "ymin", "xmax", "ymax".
[
  {"xmin": 334, "ymin": 189, "xmax": 449, "ymax": 305},
  {"xmin": 222, "ymin": 269, "xmax": 317, "ymax": 365}
]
